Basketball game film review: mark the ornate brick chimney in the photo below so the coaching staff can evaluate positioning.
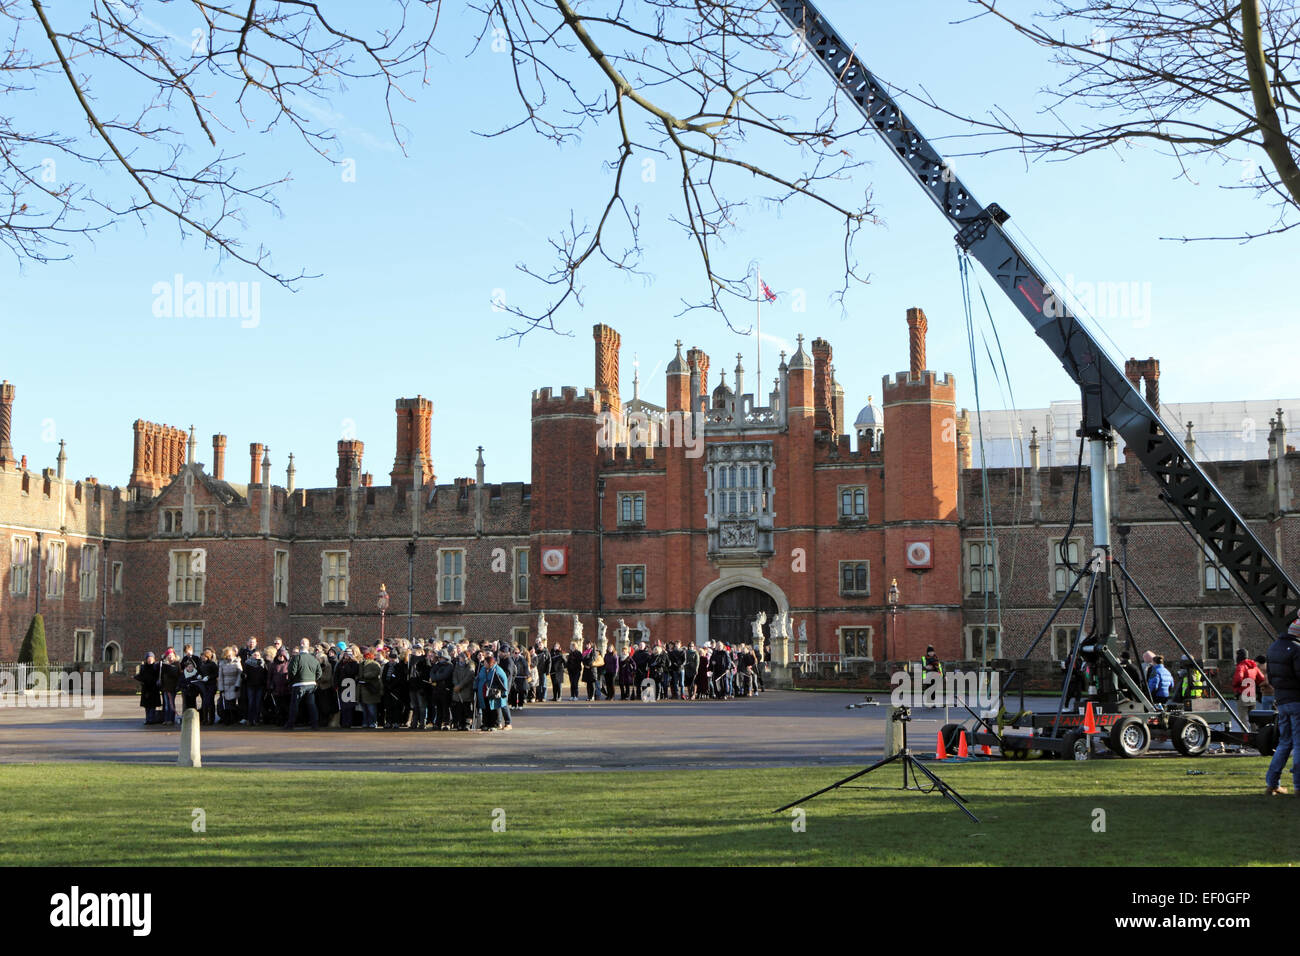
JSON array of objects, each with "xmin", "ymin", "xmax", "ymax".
[
  {"xmin": 811, "ymin": 337, "xmax": 833, "ymax": 433},
  {"xmin": 0, "ymin": 380, "xmax": 14, "ymax": 468},
  {"xmin": 907, "ymin": 307, "xmax": 928, "ymax": 377},
  {"xmin": 593, "ymin": 324, "xmax": 621, "ymax": 415},
  {"xmin": 687, "ymin": 348, "xmax": 710, "ymax": 398},
  {"xmin": 128, "ymin": 420, "xmax": 187, "ymax": 493},
  {"xmin": 1124, "ymin": 356, "xmax": 1160, "ymax": 410},
  {"xmin": 390, "ymin": 396, "xmax": 434, "ymax": 487}
]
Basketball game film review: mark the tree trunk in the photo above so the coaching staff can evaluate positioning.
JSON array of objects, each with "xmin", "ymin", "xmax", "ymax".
[{"xmin": 1242, "ymin": 0, "xmax": 1300, "ymax": 206}]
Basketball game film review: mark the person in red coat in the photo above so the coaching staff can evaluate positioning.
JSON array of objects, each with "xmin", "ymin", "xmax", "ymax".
[{"xmin": 1231, "ymin": 648, "xmax": 1265, "ymax": 726}]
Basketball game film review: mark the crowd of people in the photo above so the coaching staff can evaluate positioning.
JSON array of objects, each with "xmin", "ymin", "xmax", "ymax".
[{"xmin": 132, "ymin": 635, "xmax": 769, "ymax": 732}]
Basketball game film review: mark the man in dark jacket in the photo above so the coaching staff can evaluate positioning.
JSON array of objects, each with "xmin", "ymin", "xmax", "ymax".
[
  {"xmin": 407, "ymin": 646, "xmax": 432, "ymax": 729},
  {"xmin": 498, "ymin": 645, "xmax": 516, "ymax": 687},
  {"xmin": 160, "ymin": 648, "xmax": 181, "ymax": 724},
  {"xmin": 566, "ymin": 646, "xmax": 584, "ymax": 700},
  {"xmin": 683, "ymin": 644, "xmax": 699, "ymax": 701},
  {"xmin": 548, "ymin": 644, "xmax": 566, "ymax": 701},
  {"xmin": 381, "ymin": 651, "xmax": 407, "ymax": 728},
  {"xmin": 285, "ymin": 639, "xmax": 323, "ymax": 729},
  {"xmin": 737, "ymin": 645, "xmax": 757, "ymax": 697},
  {"xmin": 134, "ymin": 653, "xmax": 162, "ymax": 724},
  {"xmin": 430, "ymin": 651, "xmax": 455, "ymax": 729},
  {"xmin": 509, "ymin": 647, "xmax": 529, "ymax": 709},
  {"xmin": 334, "ymin": 650, "xmax": 359, "ymax": 728},
  {"xmin": 632, "ymin": 643, "xmax": 650, "ymax": 700},
  {"xmin": 1265, "ymin": 618, "xmax": 1300, "ymax": 795},
  {"xmin": 709, "ymin": 644, "xmax": 731, "ymax": 698},
  {"xmin": 533, "ymin": 643, "xmax": 550, "ymax": 701},
  {"xmin": 237, "ymin": 637, "xmax": 258, "ymax": 716},
  {"xmin": 602, "ymin": 645, "xmax": 619, "ymax": 701},
  {"xmin": 667, "ymin": 642, "xmax": 685, "ymax": 699},
  {"xmin": 648, "ymin": 644, "xmax": 668, "ymax": 700},
  {"xmin": 196, "ymin": 649, "xmax": 220, "ymax": 725},
  {"xmin": 242, "ymin": 651, "xmax": 268, "ymax": 725}
]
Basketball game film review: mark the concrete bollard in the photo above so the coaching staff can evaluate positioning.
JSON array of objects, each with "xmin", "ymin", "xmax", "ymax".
[{"xmin": 177, "ymin": 708, "xmax": 202, "ymax": 767}]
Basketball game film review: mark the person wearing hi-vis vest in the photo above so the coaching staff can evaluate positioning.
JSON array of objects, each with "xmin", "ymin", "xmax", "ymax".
[
  {"xmin": 921, "ymin": 646, "xmax": 943, "ymax": 677},
  {"xmin": 1177, "ymin": 656, "xmax": 1206, "ymax": 702}
]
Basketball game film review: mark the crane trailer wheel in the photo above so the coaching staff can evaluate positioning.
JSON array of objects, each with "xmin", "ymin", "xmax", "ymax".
[
  {"xmin": 1108, "ymin": 715, "xmax": 1151, "ymax": 758},
  {"xmin": 1062, "ymin": 729, "xmax": 1090, "ymax": 761},
  {"xmin": 1169, "ymin": 715, "xmax": 1210, "ymax": 757}
]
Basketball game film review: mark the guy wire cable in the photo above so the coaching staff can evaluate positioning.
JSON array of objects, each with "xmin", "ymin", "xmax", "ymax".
[
  {"xmin": 971, "ymin": 263, "xmax": 1030, "ymax": 637},
  {"xmin": 1008, "ymin": 219, "xmax": 1133, "ymax": 380},
  {"xmin": 959, "ymin": 249, "xmax": 1000, "ymax": 662}
]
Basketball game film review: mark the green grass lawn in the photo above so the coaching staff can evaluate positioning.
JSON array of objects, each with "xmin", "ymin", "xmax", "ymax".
[{"xmin": 0, "ymin": 758, "xmax": 1287, "ymax": 866}]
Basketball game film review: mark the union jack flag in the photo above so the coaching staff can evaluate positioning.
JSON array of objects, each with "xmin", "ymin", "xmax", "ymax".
[{"xmin": 760, "ymin": 280, "xmax": 777, "ymax": 303}]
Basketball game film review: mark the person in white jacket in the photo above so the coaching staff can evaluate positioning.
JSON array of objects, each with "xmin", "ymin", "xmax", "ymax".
[{"xmin": 217, "ymin": 646, "xmax": 244, "ymax": 725}]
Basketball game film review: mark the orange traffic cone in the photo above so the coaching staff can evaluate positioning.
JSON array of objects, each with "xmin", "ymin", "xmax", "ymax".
[
  {"xmin": 980, "ymin": 737, "xmax": 993, "ymax": 757},
  {"xmin": 1083, "ymin": 702, "xmax": 1098, "ymax": 735},
  {"xmin": 958, "ymin": 730, "xmax": 970, "ymax": 758},
  {"xmin": 935, "ymin": 731, "xmax": 948, "ymax": 760}
]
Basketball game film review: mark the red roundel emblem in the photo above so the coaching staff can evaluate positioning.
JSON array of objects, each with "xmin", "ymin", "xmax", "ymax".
[
  {"xmin": 906, "ymin": 541, "xmax": 932, "ymax": 568},
  {"xmin": 541, "ymin": 547, "xmax": 568, "ymax": 575}
]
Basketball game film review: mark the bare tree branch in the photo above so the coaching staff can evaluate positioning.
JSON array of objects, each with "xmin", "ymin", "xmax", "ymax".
[{"xmin": 938, "ymin": 0, "xmax": 1300, "ymax": 241}]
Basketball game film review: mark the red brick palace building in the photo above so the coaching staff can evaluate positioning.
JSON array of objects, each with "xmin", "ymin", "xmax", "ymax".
[{"xmin": 1, "ymin": 311, "xmax": 1296, "ymax": 670}]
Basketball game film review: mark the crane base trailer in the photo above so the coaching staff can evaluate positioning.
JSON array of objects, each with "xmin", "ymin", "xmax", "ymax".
[{"xmin": 951, "ymin": 698, "xmax": 1273, "ymax": 762}]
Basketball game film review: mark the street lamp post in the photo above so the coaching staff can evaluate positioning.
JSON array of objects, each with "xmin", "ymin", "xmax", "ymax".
[
  {"xmin": 886, "ymin": 578, "xmax": 899, "ymax": 663},
  {"xmin": 596, "ymin": 478, "xmax": 605, "ymax": 628},
  {"xmin": 405, "ymin": 539, "xmax": 417, "ymax": 643},
  {"xmin": 377, "ymin": 583, "xmax": 390, "ymax": 647}
]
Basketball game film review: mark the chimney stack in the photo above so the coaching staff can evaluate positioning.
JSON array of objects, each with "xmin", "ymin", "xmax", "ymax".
[
  {"xmin": 687, "ymin": 348, "xmax": 710, "ymax": 399},
  {"xmin": 129, "ymin": 420, "xmax": 187, "ymax": 492},
  {"xmin": 906, "ymin": 307, "xmax": 928, "ymax": 378},
  {"xmin": 260, "ymin": 448, "xmax": 272, "ymax": 534},
  {"xmin": 337, "ymin": 440, "xmax": 364, "ymax": 489},
  {"xmin": 390, "ymin": 396, "xmax": 434, "ymax": 488},
  {"xmin": 249, "ymin": 442, "xmax": 264, "ymax": 485},
  {"xmin": 212, "ymin": 434, "xmax": 227, "ymax": 480},
  {"xmin": 811, "ymin": 337, "xmax": 833, "ymax": 433},
  {"xmin": 0, "ymin": 380, "xmax": 15, "ymax": 467},
  {"xmin": 593, "ymin": 324, "xmax": 622, "ymax": 415},
  {"xmin": 1125, "ymin": 357, "xmax": 1161, "ymax": 411},
  {"xmin": 831, "ymin": 368, "xmax": 845, "ymax": 438}
]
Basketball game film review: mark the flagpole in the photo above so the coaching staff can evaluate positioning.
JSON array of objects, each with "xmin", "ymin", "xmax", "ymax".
[{"xmin": 756, "ymin": 266, "xmax": 762, "ymax": 399}]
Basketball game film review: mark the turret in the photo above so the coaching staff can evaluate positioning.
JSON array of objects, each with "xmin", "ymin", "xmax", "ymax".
[
  {"xmin": 786, "ymin": 335, "xmax": 814, "ymax": 421},
  {"xmin": 666, "ymin": 340, "xmax": 690, "ymax": 413}
]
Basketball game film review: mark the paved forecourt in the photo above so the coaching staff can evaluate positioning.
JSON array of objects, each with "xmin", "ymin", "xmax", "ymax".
[{"xmin": 0, "ymin": 690, "xmax": 991, "ymax": 773}]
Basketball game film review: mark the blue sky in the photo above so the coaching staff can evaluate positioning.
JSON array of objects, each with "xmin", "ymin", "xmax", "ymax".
[{"xmin": 5, "ymin": 1, "xmax": 1295, "ymax": 489}]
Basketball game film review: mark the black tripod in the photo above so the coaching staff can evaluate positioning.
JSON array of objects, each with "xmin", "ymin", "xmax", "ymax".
[{"xmin": 773, "ymin": 705, "xmax": 979, "ymax": 823}]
